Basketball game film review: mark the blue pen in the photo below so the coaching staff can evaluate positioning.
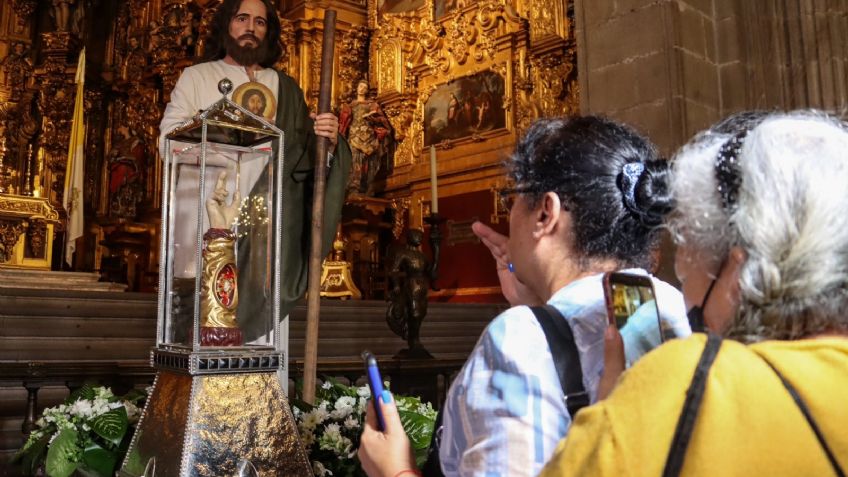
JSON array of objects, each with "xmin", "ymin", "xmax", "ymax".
[{"xmin": 363, "ymin": 352, "xmax": 386, "ymax": 431}]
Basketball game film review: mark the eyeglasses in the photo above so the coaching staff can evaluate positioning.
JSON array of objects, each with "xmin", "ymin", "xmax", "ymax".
[{"xmin": 498, "ymin": 187, "xmax": 535, "ymax": 212}]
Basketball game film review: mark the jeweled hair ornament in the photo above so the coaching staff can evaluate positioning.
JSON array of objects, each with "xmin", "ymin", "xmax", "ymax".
[{"xmin": 715, "ymin": 129, "xmax": 747, "ymax": 211}]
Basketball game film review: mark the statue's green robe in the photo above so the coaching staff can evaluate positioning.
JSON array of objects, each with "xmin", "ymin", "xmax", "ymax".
[{"xmin": 238, "ymin": 71, "xmax": 351, "ymax": 341}]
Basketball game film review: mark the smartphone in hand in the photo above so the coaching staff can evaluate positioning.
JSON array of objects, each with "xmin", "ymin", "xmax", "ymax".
[
  {"xmin": 603, "ymin": 272, "xmax": 670, "ymax": 341},
  {"xmin": 362, "ymin": 351, "xmax": 386, "ymax": 431}
]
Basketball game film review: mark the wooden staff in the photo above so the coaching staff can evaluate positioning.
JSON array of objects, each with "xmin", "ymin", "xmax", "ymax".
[{"xmin": 303, "ymin": 9, "xmax": 337, "ymax": 404}]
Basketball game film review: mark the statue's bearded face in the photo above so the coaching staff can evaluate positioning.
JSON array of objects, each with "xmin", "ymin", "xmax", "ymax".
[{"xmin": 225, "ymin": 0, "xmax": 269, "ymax": 67}]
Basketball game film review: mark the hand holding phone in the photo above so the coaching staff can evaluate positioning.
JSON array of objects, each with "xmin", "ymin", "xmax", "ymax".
[{"xmin": 362, "ymin": 351, "xmax": 386, "ymax": 432}]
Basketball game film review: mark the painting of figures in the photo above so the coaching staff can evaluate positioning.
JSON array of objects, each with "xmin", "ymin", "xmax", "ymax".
[
  {"xmin": 434, "ymin": 0, "xmax": 458, "ymax": 18},
  {"xmin": 424, "ymin": 70, "xmax": 506, "ymax": 146},
  {"xmin": 379, "ymin": 0, "xmax": 425, "ymax": 14}
]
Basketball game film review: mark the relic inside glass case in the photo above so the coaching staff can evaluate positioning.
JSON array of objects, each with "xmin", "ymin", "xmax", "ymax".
[
  {"xmin": 120, "ymin": 80, "xmax": 311, "ymax": 477},
  {"xmin": 158, "ymin": 80, "xmax": 285, "ymax": 355}
]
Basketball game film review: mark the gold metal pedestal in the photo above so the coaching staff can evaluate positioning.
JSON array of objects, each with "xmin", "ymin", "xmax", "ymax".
[{"xmin": 120, "ymin": 369, "xmax": 311, "ymax": 476}]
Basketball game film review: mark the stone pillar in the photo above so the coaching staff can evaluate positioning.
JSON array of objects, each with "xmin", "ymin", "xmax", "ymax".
[
  {"xmin": 734, "ymin": 0, "xmax": 848, "ymax": 112},
  {"xmin": 575, "ymin": 0, "xmax": 848, "ymax": 154},
  {"xmin": 574, "ymin": 0, "xmax": 848, "ymax": 284},
  {"xmin": 574, "ymin": 0, "xmax": 722, "ymax": 154}
]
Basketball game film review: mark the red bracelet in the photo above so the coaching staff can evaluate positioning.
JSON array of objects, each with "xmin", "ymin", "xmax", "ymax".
[{"xmin": 391, "ymin": 470, "xmax": 422, "ymax": 477}]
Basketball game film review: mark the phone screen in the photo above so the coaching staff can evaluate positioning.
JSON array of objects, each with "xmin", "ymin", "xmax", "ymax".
[
  {"xmin": 362, "ymin": 351, "xmax": 386, "ymax": 431},
  {"xmin": 609, "ymin": 281, "xmax": 657, "ymax": 329},
  {"xmin": 604, "ymin": 272, "xmax": 672, "ymax": 342}
]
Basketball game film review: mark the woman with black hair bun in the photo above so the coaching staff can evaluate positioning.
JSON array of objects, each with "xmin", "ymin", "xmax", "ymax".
[{"xmin": 358, "ymin": 116, "xmax": 689, "ymax": 477}]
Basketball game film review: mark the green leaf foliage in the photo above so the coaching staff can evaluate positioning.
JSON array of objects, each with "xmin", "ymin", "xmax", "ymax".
[
  {"xmin": 121, "ymin": 388, "xmax": 148, "ymax": 403},
  {"xmin": 64, "ymin": 384, "xmax": 98, "ymax": 405},
  {"xmin": 91, "ymin": 407, "xmax": 129, "ymax": 447},
  {"xmin": 82, "ymin": 442, "xmax": 119, "ymax": 477},
  {"xmin": 13, "ymin": 432, "xmax": 50, "ymax": 476},
  {"xmin": 45, "ymin": 428, "xmax": 80, "ymax": 477},
  {"xmin": 398, "ymin": 409, "xmax": 435, "ymax": 451}
]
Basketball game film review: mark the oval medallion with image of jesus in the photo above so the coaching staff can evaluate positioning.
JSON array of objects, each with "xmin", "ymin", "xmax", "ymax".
[{"xmin": 232, "ymin": 81, "xmax": 277, "ymax": 122}]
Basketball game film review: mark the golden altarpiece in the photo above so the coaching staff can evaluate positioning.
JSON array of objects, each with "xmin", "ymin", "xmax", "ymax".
[{"xmin": 0, "ymin": 0, "xmax": 576, "ymax": 299}]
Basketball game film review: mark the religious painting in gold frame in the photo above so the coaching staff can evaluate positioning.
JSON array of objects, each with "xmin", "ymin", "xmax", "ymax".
[
  {"xmin": 379, "ymin": 0, "xmax": 425, "ymax": 15},
  {"xmin": 424, "ymin": 70, "xmax": 506, "ymax": 146},
  {"xmin": 434, "ymin": 0, "xmax": 458, "ymax": 19}
]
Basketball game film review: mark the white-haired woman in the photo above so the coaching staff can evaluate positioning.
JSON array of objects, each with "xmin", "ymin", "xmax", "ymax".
[{"xmin": 539, "ymin": 111, "xmax": 848, "ymax": 476}]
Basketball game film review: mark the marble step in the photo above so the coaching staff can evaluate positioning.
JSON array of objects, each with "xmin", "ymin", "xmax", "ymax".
[{"xmin": 0, "ymin": 269, "xmax": 126, "ymax": 292}]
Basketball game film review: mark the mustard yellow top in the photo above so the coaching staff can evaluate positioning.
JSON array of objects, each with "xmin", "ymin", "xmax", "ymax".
[{"xmin": 539, "ymin": 334, "xmax": 848, "ymax": 477}]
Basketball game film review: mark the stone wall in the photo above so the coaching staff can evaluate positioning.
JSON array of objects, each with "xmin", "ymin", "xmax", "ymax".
[
  {"xmin": 575, "ymin": 0, "xmax": 848, "ymax": 154},
  {"xmin": 574, "ymin": 0, "xmax": 847, "ymax": 283}
]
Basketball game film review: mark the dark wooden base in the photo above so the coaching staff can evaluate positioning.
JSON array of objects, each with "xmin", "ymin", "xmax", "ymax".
[{"xmin": 394, "ymin": 346, "xmax": 435, "ymax": 359}]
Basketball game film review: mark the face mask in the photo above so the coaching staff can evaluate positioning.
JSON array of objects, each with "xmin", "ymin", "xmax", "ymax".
[{"xmin": 686, "ymin": 277, "xmax": 718, "ymax": 333}]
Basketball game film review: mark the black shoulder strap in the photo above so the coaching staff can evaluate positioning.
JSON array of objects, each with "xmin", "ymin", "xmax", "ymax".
[
  {"xmin": 759, "ymin": 355, "xmax": 846, "ymax": 477},
  {"xmin": 662, "ymin": 333, "xmax": 723, "ymax": 477},
  {"xmin": 530, "ymin": 305, "xmax": 590, "ymax": 418}
]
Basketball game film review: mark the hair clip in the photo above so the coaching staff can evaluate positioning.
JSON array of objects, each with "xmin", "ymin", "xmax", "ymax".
[
  {"xmin": 715, "ymin": 130, "xmax": 747, "ymax": 211},
  {"xmin": 619, "ymin": 162, "xmax": 644, "ymax": 214}
]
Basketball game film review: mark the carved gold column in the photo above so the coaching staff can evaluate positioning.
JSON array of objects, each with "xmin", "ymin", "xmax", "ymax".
[
  {"xmin": 280, "ymin": 1, "xmax": 368, "ymax": 109},
  {"xmin": 151, "ymin": 1, "xmax": 195, "ymax": 100},
  {"xmin": 33, "ymin": 32, "xmax": 78, "ymax": 207}
]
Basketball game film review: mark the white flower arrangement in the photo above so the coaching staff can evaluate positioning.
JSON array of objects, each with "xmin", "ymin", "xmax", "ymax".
[
  {"xmin": 13, "ymin": 385, "xmax": 146, "ymax": 477},
  {"xmin": 292, "ymin": 378, "xmax": 437, "ymax": 477}
]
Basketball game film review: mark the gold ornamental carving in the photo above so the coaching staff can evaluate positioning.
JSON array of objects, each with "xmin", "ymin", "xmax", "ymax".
[
  {"xmin": 195, "ymin": 3, "xmax": 220, "ymax": 59},
  {"xmin": 10, "ymin": 0, "xmax": 38, "ymax": 23},
  {"xmin": 33, "ymin": 30, "xmax": 79, "ymax": 205},
  {"xmin": 0, "ymin": 218, "xmax": 26, "ymax": 263},
  {"xmin": 394, "ymin": 101, "xmax": 424, "ymax": 167},
  {"xmin": 26, "ymin": 218, "xmax": 47, "ymax": 258},
  {"xmin": 150, "ymin": 2, "xmax": 195, "ymax": 95},
  {"xmin": 339, "ymin": 26, "xmax": 370, "ymax": 100},
  {"xmin": 445, "ymin": 12, "xmax": 477, "ymax": 66},
  {"xmin": 0, "ymin": 195, "xmax": 61, "ymax": 221},
  {"xmin": 528, "ymin": 0, "xmax": 567, "ymax": 41},
  {"xmin": 533, "ymin": 50, "xmax": 579, "ymax": 118},
  {"xmin": 273, "ymin": 17, "xmax": 298, "ymax": 79},
  {"xmin": 0, "ymin": 194, "xmax": 61, "ymax": 265},
  {"xmin": 391, "ymin": 197, "xmax": 411, "ymax": 239},
  {"xmin": 383, "ymin": 95, "xmax": 416, "ymax": 142},
  {"xmin": 378, "ymin": 44, "xmax": 399, "ymax": 94},
  {"xmin": 200, "ymin": 230, "xmax": 239, "ymax": 329},
  {"xmin": 2, "ymin": 43, "xmax": 34, "ymax": 100},
  {"xmin": 371, "ymin": 14, "xmax": 420, "ymax": 95}
]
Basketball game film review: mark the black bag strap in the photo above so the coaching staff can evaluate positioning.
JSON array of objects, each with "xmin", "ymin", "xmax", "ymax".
[
  {"xmin": 662, "ymin": 333, "xmax": 723, "ymax": 477},
  {"xmin": 530, "ymin": 305, "xmax": 590, "ymax": 418},
  {"xmin": 421, "ymin": 305, "xmax": 587, "ymax": 477},
  {"xmin": 759, "ymin": 355, "xmax": 846, "ymax": 477}
]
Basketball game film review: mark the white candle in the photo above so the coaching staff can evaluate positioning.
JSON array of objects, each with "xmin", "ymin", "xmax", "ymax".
[{"xmin": 429, "ymin": 146, "xmax": 439, "ymax": 214}]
